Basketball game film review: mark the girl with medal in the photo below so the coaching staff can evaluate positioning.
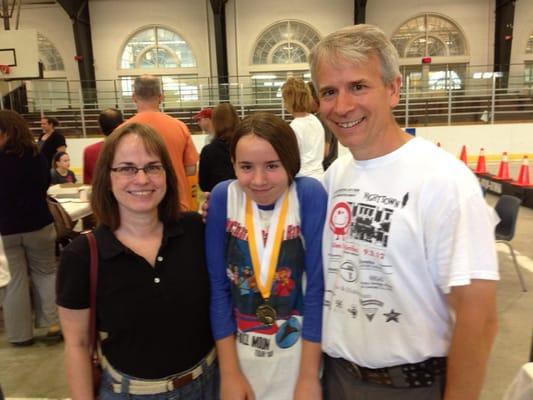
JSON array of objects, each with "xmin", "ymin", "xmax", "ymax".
[{"xmin": 206, "ymin": 112, "xmax": 327, "ymax": 400}]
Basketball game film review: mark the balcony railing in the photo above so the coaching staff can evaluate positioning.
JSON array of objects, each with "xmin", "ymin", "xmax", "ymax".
[{"xmin": 1, "ymin": 71, "xmax": 532, "ymax": 136}]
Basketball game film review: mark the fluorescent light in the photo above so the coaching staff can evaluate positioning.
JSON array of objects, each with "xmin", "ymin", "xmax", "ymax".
[
  {"xmin": 473, "ymin": 72, "xmax": 483, "ymax": 79},
  {"xmin": 482, "ymin": 72, "xmax": 493, "ymax": 79},
  {"xmin": 251, "ymin": 74, "xmax": 277, "ymax": 80}
]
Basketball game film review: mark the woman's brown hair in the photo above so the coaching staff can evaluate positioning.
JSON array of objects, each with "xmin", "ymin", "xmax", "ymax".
[
  {"xmin": 91, "ymin": 122, "xmax": 180, "ymax": 230},
  {"xmin": 281, "ymin": 77, "xmax": 313, "ymax": 114},
  {"xmin": 0, "ymin": 110, "xmax": 38, "ymax": 156},
  {"xmin": 212, "ymin": 102, "xmax": 240, "ymax": 142}
]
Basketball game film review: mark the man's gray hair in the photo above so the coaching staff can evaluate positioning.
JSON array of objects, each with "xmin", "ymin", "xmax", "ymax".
[
  {"xmin": 310, "ymin": 24, "xmax": 400, "ymax": 86},
  {"xmin": 133, "ymin": 74, "xmax": 162, "ymax": 101}
]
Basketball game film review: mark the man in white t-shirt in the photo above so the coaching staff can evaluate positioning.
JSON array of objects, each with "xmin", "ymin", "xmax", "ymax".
[{"xmin": 309, "ymin": 24, "xmax": 499, "ymax": 399}]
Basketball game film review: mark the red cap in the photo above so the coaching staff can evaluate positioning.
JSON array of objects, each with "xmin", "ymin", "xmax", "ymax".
[{"xmin": 193, "ymin": 108, "xmax": 213, "ymax": 120}]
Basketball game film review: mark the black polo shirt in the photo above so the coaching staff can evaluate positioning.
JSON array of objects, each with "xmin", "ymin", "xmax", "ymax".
[{"xmin": 56, "ymin": 213, "xmax": 214, "ymax": 379}]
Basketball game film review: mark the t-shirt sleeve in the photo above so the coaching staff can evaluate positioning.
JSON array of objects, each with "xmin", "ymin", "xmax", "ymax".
[
  {"xmin": 180, "ymin": 122, "xmax": 199, "ymax": 167},
  {"xmin": 56, "ymin": 235, "xmax": 91, "ymax": 309},
  {"xmin": 205, "ymin": 180, "xmax": 236, "ymax": 340},
  {"xmin": 50, "ymin": 169, "xmax": 59, "ymax": 185},
  {"xmin": 297, "ymin": 177, "xmax": 327, "ymax": 342},
  {"xmin": 422, "ymin": 170, "xmax": 499, "ymax": 293},
  {"xmin": 290, "ymin": 119, "xmax": 304, "ymax": 152}
]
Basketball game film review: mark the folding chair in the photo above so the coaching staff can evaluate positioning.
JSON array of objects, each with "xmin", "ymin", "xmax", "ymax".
[
  {"xmin": 47, "ymin": 196, "xmax": 79, "ymax": 253},
  {"xmin": 494, "ymin": 195, "xmax": 527, "ymax": 292}
]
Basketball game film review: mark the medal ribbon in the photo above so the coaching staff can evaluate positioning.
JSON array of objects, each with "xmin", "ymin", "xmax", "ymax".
[{"xmin": 245, "ymin": 190, "xmax": 289, "ymax": 302}]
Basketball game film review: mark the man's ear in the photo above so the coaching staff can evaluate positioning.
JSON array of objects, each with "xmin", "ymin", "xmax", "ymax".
[{"xmin": 388, "ymin": 75, "xmax": 402, "ymax": 108}]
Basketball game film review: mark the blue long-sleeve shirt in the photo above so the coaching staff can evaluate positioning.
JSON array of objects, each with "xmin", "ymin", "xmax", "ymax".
[{"xmin": 205, "ymin": 177, "xmax": 327, "ymax": 343}]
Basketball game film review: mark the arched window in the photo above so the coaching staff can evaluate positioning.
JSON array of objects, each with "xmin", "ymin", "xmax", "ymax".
[
  {"xmin": 392, "ymin": 14, "xmax": 468, "ymax": 92},
  {"xmin": 391, "ymin": 14, "xmax": 467, "ymax": 58},
  {"xmin": 250, "ymin": 21, "xmax": 320, "ymax": 104},
  {"xmin": 37, "ymin": 33, "xmax": 64, "ymax": 71},
  {"xmin": 120, "ymin": 26, "xmax": 197, "ymax": 70},
  {"xmin": 118, "ymin": 26, "xmax": 198, "ymax": 104},
  {"xmin": 252, "ymin": 20, "xmax": 320, "ymax": 65}
]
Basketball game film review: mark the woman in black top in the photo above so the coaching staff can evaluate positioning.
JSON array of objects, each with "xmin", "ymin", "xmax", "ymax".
[
  {"xmin": 198, "ymin": 102, "xmax": 239, "ymax": 192},
  {"xmin": 0, "ymin": 110, "xmax": 60, "ymax": 346},
  {"xmin": 38, "ymin": 116, "xmax": 66, "ymax": 168},
  {"xmin": 57, "ymin": 123, "xmax": 218, "ymax": 399}
]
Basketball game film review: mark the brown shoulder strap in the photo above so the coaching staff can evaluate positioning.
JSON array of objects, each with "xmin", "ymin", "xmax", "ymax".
[{"xmin": 86, "ymin": 231, "xmax": 98, "ymax": 360}]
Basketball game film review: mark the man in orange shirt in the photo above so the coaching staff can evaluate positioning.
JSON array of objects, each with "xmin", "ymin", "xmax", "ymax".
[{"xmin": 128, "ymin": 75, "xmax": 199, "ymax": 211}]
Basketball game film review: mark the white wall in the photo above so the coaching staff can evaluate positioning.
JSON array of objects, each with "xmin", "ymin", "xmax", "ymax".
[
  {"xmin": 510, "ymin": 0, "xmax": 533, "ymax": 78},
  {"xmin": 89, "ymin": 0, "xmax": 212, "ymax": 81},
  {"xmin": 366, "ymin": 0, "xmax": 495, "ymax": 69},
  {"xmin": 65, "ymin": 123, "xmax": 533, "ymax": 178},
  {"xmin": 18, "ymin": 3, "xmax": 79, "ymax": 81},
  {"xmin": 227, "ymin": 0, "xmax": 353, "ymax": 77}
]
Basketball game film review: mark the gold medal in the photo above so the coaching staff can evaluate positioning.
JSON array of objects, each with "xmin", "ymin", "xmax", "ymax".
[
  {"xmin": 245, "ymin": 190, "xmax": 289, "ymax": 326},
  {"xmin": 256, "ymin": 303, "xmax": 277, "ymax": 326}
]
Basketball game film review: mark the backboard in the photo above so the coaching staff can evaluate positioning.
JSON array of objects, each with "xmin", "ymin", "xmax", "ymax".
[{"xmin": 0, "ymin": 29, "xmax": 40, "ymax": 79}]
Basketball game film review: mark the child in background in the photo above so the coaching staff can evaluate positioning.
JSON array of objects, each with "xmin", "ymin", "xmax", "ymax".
[
  {"xmin": 206, "ymin": 112, "xmax": 327, "ymax": 400},
  {"xmin": 50, "ymin": 151, "xmax": 77, "ymax": 184}
]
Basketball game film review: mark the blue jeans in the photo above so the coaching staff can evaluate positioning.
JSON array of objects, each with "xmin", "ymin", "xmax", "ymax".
[{"xmin": 99, "ymin": 360, "xmax": 219, "ymax": 400}]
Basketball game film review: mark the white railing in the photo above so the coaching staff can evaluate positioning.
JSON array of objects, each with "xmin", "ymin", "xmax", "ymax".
[{"xmin": 2, "ymin": 71, "xmax": 533, "ymax": 136}]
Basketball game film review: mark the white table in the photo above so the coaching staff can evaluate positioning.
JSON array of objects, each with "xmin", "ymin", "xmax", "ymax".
[
  {"xmin": 48, "ymin": 184, "xmax": 92, "ymax": 221},
  {"xmin": 503, "ymin": 363, "xmax": 533, "ymax": 400}
]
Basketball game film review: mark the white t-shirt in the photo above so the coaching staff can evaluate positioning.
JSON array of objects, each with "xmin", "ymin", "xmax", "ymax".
[
  {"xmin": 0, "ymin": 236, "xmax": 10, "ymax": 288},
  {"xmin": 321, "ymin": 137, "xmax": 499, "ymax": 368},
  {"xmin": 290, "ymin": 114, "xmax": 325, "ymax": 180}
]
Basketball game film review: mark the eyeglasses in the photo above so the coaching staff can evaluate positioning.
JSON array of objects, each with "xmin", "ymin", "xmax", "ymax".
[{"xmin": 110, "ymin": 164, "xmax": 165, "ymax": 177}]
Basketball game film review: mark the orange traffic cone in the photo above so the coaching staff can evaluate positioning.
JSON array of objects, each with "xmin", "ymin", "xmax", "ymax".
[
  {"xmin": 459, "ymin": 145, "xmax": 467, "ymax": 165},
  {"xmin": 515, "ymin": 156, "xmax": 531, "ymax": 186},
  {"xmin": 474, "ymin": 148, "xmax": 487, "ymax": 174},
  {"xmin": 494, "ymin": 152, "xmax": 511, "ymax": 180}
]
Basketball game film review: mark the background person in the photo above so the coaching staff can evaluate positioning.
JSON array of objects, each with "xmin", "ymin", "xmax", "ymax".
[
  {"xmin": 127, "ymin": 75, "xmax": 199, "ymax": 211},
  {"xmin": 57, "ymin": 123, "xmax": 218, "ymax": 399},
  {"xmin": 83, "ymin": 108, "xmax": 123, "ymax": 184},
  {"xmin": 198, "ymin": 102, "xmax": 238, "ymax": 192},
  {"xmin": 310, "ymin": 24, "xmax": 498, "ymax": 400},
  {"xmin": 306, "ymin": 81, "xmax": 338, "ymax": 170},
  {"xmin": 193, "ymin": 107, "xmax": 214, "ymax": 145},
  {"xmin": 50, "ymin": 151, "xmax": 77, "ymax": 184},
  {"xmin": 281, "ymin": 77, "xmax": 325, "ymax": 180},
  {"xmin": 38, "ymin": 116, "xmax": 66, "ymax": 169},
  {"xmin": 0, "ymin": 110, "xmax": 60, "ymax": 346},
  {"xmin": 206, "ymin": 112, "xmax": 327, "ymax": 400}
]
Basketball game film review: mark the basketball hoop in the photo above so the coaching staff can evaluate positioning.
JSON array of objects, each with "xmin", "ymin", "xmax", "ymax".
[{"xmin": 0, "ymin": 64, "xmax": 10, "ymax": 75}]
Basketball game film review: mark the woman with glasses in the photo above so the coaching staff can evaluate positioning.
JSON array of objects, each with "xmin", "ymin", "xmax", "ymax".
[{"xmin": 56, "ymin": 123, "xmax": 218, "ymax": 399}]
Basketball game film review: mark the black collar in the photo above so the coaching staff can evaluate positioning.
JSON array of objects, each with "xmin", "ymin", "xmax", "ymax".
[{"xmin": 94, "ymin": 219, "xmax": 184, "ymax": 260}]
